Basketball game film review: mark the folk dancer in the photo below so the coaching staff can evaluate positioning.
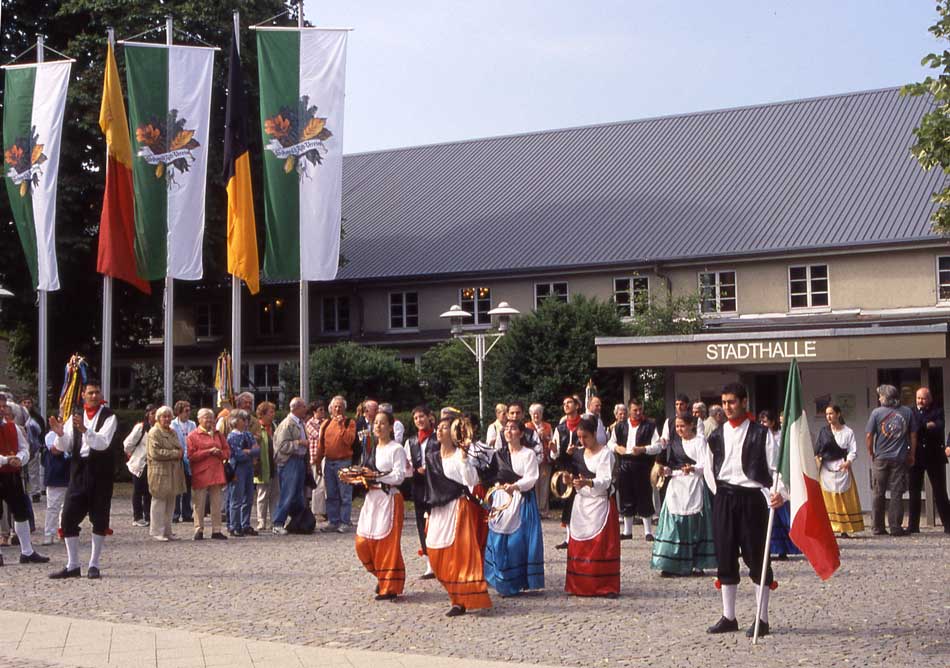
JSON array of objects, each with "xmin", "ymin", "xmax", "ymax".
[
  {"xmin": 0, "ymin": 395, "xmax": 48, "ymax": 566},
  {"xmin": 553, "ymin": 396, "xmax": 583, "ymax": 549},
  {"xmin": 484, "ymin": 420, "xmax": 545, "ymax": 596},
  {"xmin": 48, "ymin": 383, "xmax": 116, "ymax": 579},
  {"xmin": 608, "ymin": 398, "xmax": 662, "ymax": 541},
  {"xmin": 815, "ymin": 405, "xmax": 864, "ymax": 537},
  {"xmin": 760, "ymin": 410, "xmax": 800, "ymax": 560},
  {"xmin": 424, "ymin": 417, "xmax": 492, "ymax": 617},
  {"xmin": 705, "ymin": 383, "xmax": 786, "ymax": 637},
  {"xmin": 650, "ymin": 414, "xmax": 716, "ymax": 577},
  {"xmin": 565, "ymin": 417, "xmax": 620, "ymax": 597},
  {"xmin": 353, "ymin": 411, "xmax": 408, "ymax": 600},
  {"xmin": 403, "ymin": 405, "xmax": 438, "ymax": 578}
]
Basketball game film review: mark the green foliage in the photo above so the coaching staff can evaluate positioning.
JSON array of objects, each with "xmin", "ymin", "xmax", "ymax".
[
  {"xmin": 902, "ymin": 0, "xmax": 950, "ymax": 234},
  {"xmin": 307, "ymin": 342, "xmax": 423, "ymax": 411},
  {"xmin": 418, "ymin": 339, "xmax": 480, "ymax": 414},
  {"xmin": 127, "ymin": 362, "xmax": 210, "ymax": 408}
]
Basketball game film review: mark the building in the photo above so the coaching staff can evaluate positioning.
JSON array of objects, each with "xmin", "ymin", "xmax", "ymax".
[{"xmin": 115, "ymin": 86, "xmax": 948, "ymax": 514}]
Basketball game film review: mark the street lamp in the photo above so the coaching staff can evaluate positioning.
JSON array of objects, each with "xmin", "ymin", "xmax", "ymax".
[{"xmin": 439, "ymin": 300, "xmax": 520, "ymax": 422}]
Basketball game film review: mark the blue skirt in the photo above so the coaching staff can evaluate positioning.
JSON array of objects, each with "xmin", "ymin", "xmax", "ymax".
[
  {"xmin": 770, "ymin": 501, "xmax": 802, "ymax": 555},
  {"xmin": 484, "ymin": 489, "xmax": 545, "ymax": 596}
]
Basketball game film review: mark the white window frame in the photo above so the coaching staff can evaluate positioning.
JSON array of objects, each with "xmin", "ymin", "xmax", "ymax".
[
  {"xmin": 613, "ymin": 276, "xmax": 650, "ymax": 318},
  {"xmin": 389, "ymin": 291, "xmax": 419, "ymax": 331},
  {"xmin": 533, "ymin": 281, "xmax": 569, "ymax": 308},
  {"xmin": 787, "ymin": 264, "xmax": 830, "ymax": 311},
  {"xmin": 459, "ymin": 287, "xmax": 492, "ymax": 327},
  {"xmin": 937, "ymin": 255, "xmax": 950, "ymax": 303},
  {"xmin": 322, "ymin": 296, "xmax": 351, "ymax": 334},
  {"xmin": 698, "ymin": 270, "xmax": 737, "ymax": 315}
]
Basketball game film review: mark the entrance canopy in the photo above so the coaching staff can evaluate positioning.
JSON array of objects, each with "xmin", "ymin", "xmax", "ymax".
[{"xmin": 596, "ymin": 323, "xmax": 949, "ymax": 368}]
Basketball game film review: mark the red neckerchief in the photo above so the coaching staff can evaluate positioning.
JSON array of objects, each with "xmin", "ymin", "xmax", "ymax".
[
  {"xmin": 629, "ymin": 417, "xmax": 641, "ymax": 428},
  {"xmin": 565, "ymin": 415, "xmax": 581, "ymax": 432},
  {"xmin": 84, "ymin": 404, "xmax": 101, "ymax": 420},
  {"xmin": 728, "ymin": 413, "xmax": 754, "ymax": 428},
  {"xmin": 418, "ymin": 429, "xmax": 432, "ymax": 443}
]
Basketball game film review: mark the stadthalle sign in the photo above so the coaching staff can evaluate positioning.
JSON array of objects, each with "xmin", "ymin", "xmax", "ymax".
[{"xmin": 705, "ymin": 340, "xmax": 817, "ymax": 361}]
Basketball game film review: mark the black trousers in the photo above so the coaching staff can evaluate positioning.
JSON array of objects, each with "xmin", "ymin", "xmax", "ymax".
[
  {"xmin": 712, "ymin": 484, "xmax": 773, "ymax": 586},
  {"xmin": 0, "ymin": 471, "xmax": 30, "ymax": 522},
  {"xmin": 617, "ymin": 458, "xmax": 654, "ymax": 518},
  {"xmin": 908, "ymin": 454, "xmax": 950, "ymax": 531},
  {"xmin": 174, "ymin": 472, "xmax": 193, "ymax": 521},
  {"xmin": 61, "ymin": 466, "xmax": 114, "ymax": 537},
  {"xmin": 132, "ymin": 468, "xmax": 151, "ymax": 522}
]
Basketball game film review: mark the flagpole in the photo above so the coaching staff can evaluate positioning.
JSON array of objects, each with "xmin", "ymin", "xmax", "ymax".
[
  {"xmin": 298, "ymin": 0, "xmax": 310, "ymax": 404},
  {"xmin": 752, "ymin": 477, "xmax": 779, "ymax": 644},
  {"xmin": 162, "ymin": 15, "xmax": 174, "ymax": 406},
  {"xmin": 101, "ymin": 27, "xmax": 116, "ymax": 404},
  {"xmin": 36, "ymin": 33, "xmax": 48, "ymax": 420},
  {"xmin": 230, "ymin": 9, "xmax": 242, "ymax": 400}
]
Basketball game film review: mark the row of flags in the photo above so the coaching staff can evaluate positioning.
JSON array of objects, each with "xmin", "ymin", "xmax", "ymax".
[{"xmin": 5, "ymin": 24, "xmax": 348, "ymax": 298}]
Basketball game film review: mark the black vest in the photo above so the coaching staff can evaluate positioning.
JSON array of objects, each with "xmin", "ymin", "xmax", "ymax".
[
  {"xmin": 68, "ymin": 406, "xmax": 115, "ymax": 482},
  {"xmin": 611, "ymin": 419, "xmax": 657, "ymax": 462},
  {"xmin": 424, "ymin": 448, "xmax": 467, "ymax": 508},
  {"xmin": 814, "ymin": 426, "xmax": 849, "ymax": 463},
  {"xmin": 407, "ymin": 433, "xmax": 437, "ymax": 470},
  {"xmin": 554, "ymin": 422, "xmax": 580, "ymax": 471},
  {"xmin": 707, "ymin": 419, "xmax": 772, "ymax": 489}
]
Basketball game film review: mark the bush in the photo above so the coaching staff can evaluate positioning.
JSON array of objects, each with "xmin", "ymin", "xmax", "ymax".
[{"xmin": 308, "ymin": 342, "xmax": 423, "ymax": 411}]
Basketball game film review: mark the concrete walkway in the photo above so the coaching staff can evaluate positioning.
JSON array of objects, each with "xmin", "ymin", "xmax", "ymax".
[{"xmin": 0, "ymin": 610, "xmax": 559, "ymax": 668}]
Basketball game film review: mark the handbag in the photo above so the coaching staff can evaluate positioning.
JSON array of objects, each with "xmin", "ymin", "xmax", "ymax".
[{"xmin": 224, "ymin": 460, "xmax": 236, "ymax": 483}]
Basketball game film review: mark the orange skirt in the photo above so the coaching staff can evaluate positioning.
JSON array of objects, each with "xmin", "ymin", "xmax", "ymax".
[
  {"xmin": 355, "ymin": 493, "xmax": 406, "ymax": 596},
  {"xmin": 428, "ymin": 497, "xmax": 492, "ymax": 610}
]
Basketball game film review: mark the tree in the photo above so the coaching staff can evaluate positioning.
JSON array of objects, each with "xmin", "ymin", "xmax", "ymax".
[
  {"xmin": 903, "ymin": 0, "xmax": 950, "ymax": 233},
  {"xmin": 418, "ymin": 339, "xmax": 480, "ymax": 414},
  {"xmin": 127, "ymin": 362, "xmax": 210, "ymax": 408},
  {"xmin": 307, "ymin": 342, "xmax": 423, "ymax": 411},
  {"xmin": 0, "ymin": 0, "xmax": 291, "ymax": 399}
]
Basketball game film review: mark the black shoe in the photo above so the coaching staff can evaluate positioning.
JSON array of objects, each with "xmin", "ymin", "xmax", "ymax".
[
  {"xmin": 872, "ymin": 528, "xmax": 886, "ymax": 536},
  {"xmin": 604, "ymin": 592, "xmax": 619, "ymax": 599},
  {"xmin": 229, "ymin": 529, "xmax": 244, "ymax": 538},
  {"xmin": 839, "ymin": 532, "xmax": 850, "ymax": 539},
  {"xmin": 31, "ymin": 493, "xmax": 41, "ymax": 503},
  {"xmin": 907, "ymin": 525, "xmax": 920, "ymax": 534},
  {"xmin": 775, "ymin": 553, "xmax": 789, "ymax": 561},
  {"xmin": 445, "ymin": 605, "xmax": 466, "ymax": 617},
  {"xmin": 210, "ymin": 532, "xmax": 228, "ymax": 540},
  {"xmin": 375, "ymin": 593, "xmax": 397, "ymax": 601},
  {"xmin": 746, "ymin": 620, "xmax": 769, "ymax": 637},
  {"xmin": 555, "ymin": 540, "xmax": 568, "ymax": 550},
  {"xmin": 419, "ymin": 572, "xmax": 436, "ymax": 580},
  {"xmin": 889, "ymin": 528, "xmax": 908, "ymax": 537},
  {"xmin": 243, "ymin": 527, "xmax": 258, "ymax": 536},
  {"xmin": 659, "ymin": 571, "xmax": 676, "ymax": 578},
  {"xmin": 193, "ymin": 531, "xmax": 204, "ymax": 541},
  {"xmin": 172, "ymin": 517, "xmax": 181, "ymax": 524},
  {"xmin": 49, "ymin": 566, "xmax": 82, "ymax": 579},
  {"xmin": 619, "ymin": 533, "xmax": 632, "ymax": 541},
  {"xmin": 645, "ymin": 534, "xmax": 655, "ymax": 542},
  {"xmin": 707, "ymin": 616, "xmax": 739, "ymax": 634},
  {"xmin": 320, "ymin": 524, "xmax": 340, "ymax": 533},
  {"xmin": 0, "ymin": 553, "xmax": 3, "ymax": 567},
  {"xmin": 19, "ymin": 551, "xmax": 50, "ymax": 564},
  {"xmin": 87, "ymin": 567, "xmax": 100, "ymax": 580}
]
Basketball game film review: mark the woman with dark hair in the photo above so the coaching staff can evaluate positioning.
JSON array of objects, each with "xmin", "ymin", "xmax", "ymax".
[
  {"xmin": 759, "ymin": 410, "xmax": 800, "ymax": 560},
  {"xmin": 484, "ymin": 419, "xmax": 545, "ymax": 596},
  {"xmin": 425, "ymin": 416, "xmax": 492, "ymax": 617},
  {"xmin": 123, "ymin": 404, "xmax": 156, "ymax": 527},
  {"xmin": 651, "ymin": 414, "xmax": 716, "ymax": 577},
  {"xmin": 815, "ymin": 405, "xmax": 863, "ymax": 537},
  {"xmin": 565, "ymin": 416, "xmax": 620, "ymax": 598},
  {"xmin": 353, "ymin": 411, "xmax": 408, "ymax": 601}
]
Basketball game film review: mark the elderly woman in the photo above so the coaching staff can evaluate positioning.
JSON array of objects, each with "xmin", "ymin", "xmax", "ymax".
[
  {"xmin": 254, "ymin": 401, "xmax": 279, "ymax": 531},
  {"xmin": 485, "ymin": 403, "xmax": 507, "ymax": 448},
  {"xmin": 147, "ymin": 406, "xmax": 186, "ymax": 541},
  {"xmin": 227, "ymin": 409, "xmax": 260, "ymax": 537},
  {"xmin": 187, "ymin": 408, "xmax": 230, "ymax": 540}
]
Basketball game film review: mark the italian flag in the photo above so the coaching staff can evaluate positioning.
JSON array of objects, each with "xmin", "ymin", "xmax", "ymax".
[
  {"xmin": 256, "ymin": 28, "xmax": 347, "ymax": 281},
  {"xmin": 124, "ymin": 43, "xmax": 215, "ymax": 280},
  {"xmin": 2, "ymin": 60, "xmax": 71, "ymax": 291},
  {"xmin": 778, "ymin": 359, "xmax": 840, "ymax": 580}
]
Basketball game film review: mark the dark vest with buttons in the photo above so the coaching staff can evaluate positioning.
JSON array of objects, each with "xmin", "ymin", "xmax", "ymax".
[
  {"xmin": 68, "ymin": 406, "xmax": 116, "ymax": 482},
  {"xmin": 611, "ymin": 419, "xmax": 657, "ymax": 463},
  {"xmin": 707, "ymin": 419, "xmax": 772, "ymax": 488}
]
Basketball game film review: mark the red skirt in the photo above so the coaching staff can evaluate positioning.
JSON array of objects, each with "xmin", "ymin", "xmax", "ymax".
[
  {"xmin": 428, "ymin": 497, "xmax": 492, "ymax": 610},
  {"xmin": 565, "ymin": 497, "xmax": 621, "ymax": 596},
  {"xmin": 355, "ymin": 493, "xmax": 406, "ymax": 596}
]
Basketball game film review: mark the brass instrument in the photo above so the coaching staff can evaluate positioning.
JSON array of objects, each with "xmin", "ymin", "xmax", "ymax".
[
  {"xmin": 550, "ymin": 470, "xmax": 589, "ymax": 499},
  {"xmin": 482, "ymin": 483, "xmax": 513, "ymax": 519}
]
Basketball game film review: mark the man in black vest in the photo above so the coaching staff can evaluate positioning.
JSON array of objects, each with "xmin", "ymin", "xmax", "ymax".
[
  {"xmin": 404, "ymin": 405, "xmax": 438, "ymax": 578},
  {"xmin": 909, "ymin": 387, "xmax": 950, "ymax": 533},
  {"xmin": 608, "ymin": 397, "xmax": 661, "ymax": 541},
  {"xmin": 553, "ymin": 396, "xmax": 582, "ymax": 549},
  {"xmin": 48, "ymin": 382, "xmax": 117, "ymax": 579},
  {"xmin": 704, "ymin": 383, "xmax": 785, "ymax": 637}
]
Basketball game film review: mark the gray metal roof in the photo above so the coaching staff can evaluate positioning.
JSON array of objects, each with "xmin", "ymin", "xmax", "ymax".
[{"xmin": 337, "ymin": 87, "xmax": 948, "ymax": 282}]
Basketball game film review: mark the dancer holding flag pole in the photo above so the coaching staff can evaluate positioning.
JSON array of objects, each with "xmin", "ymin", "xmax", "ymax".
[{"xmin": 751, "ymin": 360, "xmax": 841, "ymax": 643}]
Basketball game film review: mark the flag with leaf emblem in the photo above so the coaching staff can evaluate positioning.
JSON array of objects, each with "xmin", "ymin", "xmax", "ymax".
[
  {"xmin": 124, "ymin": 43, "xmax": 214, "ymax": 280},
  {"xmin": 256, "ymin": 28, "xmax": 347, "ymax": 281},
  {"xmin": 2, "ymin": 59, "xmax": 71, "ymax": 291}
]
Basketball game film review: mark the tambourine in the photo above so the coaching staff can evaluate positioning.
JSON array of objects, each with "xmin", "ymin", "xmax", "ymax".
[
  {"xmin": 550, "ymin": 470, "xmax": 588, "ymax": 499},
  {"xmin": 482, "ymin": 483, "xmax": 513, "ymax": 519},
  {"xmin": 337, "ymin": 466, "xmax": 376, "ymax": 487},
  {"xmin": 650, "ymin": 462, "xmax": 667, "ymax": 490}
]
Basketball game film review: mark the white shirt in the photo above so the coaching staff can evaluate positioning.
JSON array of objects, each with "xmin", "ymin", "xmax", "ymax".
[
  {"xmin": 582, "ymin": 413, "xmax": 608, "ymax": 445},
  {"xmin": 661, "ymin": 417, "xmax": 704, "ymax": 442},
  {"xmin": 492, "ymin": 428, "xmax": 543, "ymax": 463},
  {"xmin": 371, "ymin": 441, "xmax": 408, "ymax": 488},
  {"xmin": 441, "ymin": 447, "xmax": 479, "ymax": 492},
  {"xmin": 607, "ymin": 421, "xmax": 663, "ymax": 455},
  {"xmin": 717, "ymin": 419, "xmax": 758, "ymax": 489},
  {"xmin": 507, "ymin": 446, "xmax": 540, "ymax": 492},
  {"xmin": 0, "ymin": 420, "xmax": 30, "ymax": 468},
  {"xmin": 393, "ymin": 420, "xmax": 405, "ymax": 445},
  {"xmin": 54, "ymin": 407, "xmax": 117, "ymax": 459}
]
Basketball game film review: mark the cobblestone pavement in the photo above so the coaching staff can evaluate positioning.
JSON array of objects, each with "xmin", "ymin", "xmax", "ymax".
[{"xmin": 0, "ymin": 491, "xmax": 948, "ymax": 668}]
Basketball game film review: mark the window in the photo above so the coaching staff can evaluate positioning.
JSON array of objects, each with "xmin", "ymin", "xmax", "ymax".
[
  {"xmin": 938, "ymin": 256, "xmax": 950, "ymax": 301},
  {"xmin": 788, "ymin": 264, "xmax": 829, "ymax": 309},
  {"xmin": 613, "ymin": 277, "xmax": 650, "ymax": 317},
  {"xmin": 195, "ymin": 303, "xmax": 221, "ymax": 339},
  {"xmin": 534, "ymin": 282, "xmax": 568, "ymax": 308},
  {"xmin": 459, "ymin": 287, "xmax": 492, "ymax": 325},
  {"xmin": 699, "ymin": 271, "xmax": 737, "ymax": 313},
  {"xmin": 322, "ymin": 296, "xmax": 350, "ymax": 333},
  {"xmin": 390, "ymin": 292, "xmax": 419, "ymax": 329},
  {"xmin": 258, "ymin": 298, "xmax": 286, "ymax": 336},
  {"xmin": 250, "ymin": 363, "xmax": 281, "ymax": 403}
]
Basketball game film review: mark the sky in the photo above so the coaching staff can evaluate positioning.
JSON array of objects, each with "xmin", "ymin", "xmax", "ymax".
[{"xmin": 304, "ymin": 0, "xmax": 944, "ymax": 155}]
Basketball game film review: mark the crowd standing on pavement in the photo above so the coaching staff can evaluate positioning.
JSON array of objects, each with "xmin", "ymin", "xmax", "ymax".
[{"xmin": 0, "ymin": 380, "xmax": 947, "ymax": 633}]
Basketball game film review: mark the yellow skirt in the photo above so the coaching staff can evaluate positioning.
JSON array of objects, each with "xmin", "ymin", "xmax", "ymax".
[
  {"xmin": 355, "ymin": 493, "xmax": 406, "ymax": 596},
  {"xmin": 821, "ymin": 472, "xmax": 865, "ymax": 533}
]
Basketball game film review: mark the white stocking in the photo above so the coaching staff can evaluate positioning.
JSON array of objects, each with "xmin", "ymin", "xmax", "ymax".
[{"xmin": 721, "ymin": 584, "xmax": 737, "ymax": 620}]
